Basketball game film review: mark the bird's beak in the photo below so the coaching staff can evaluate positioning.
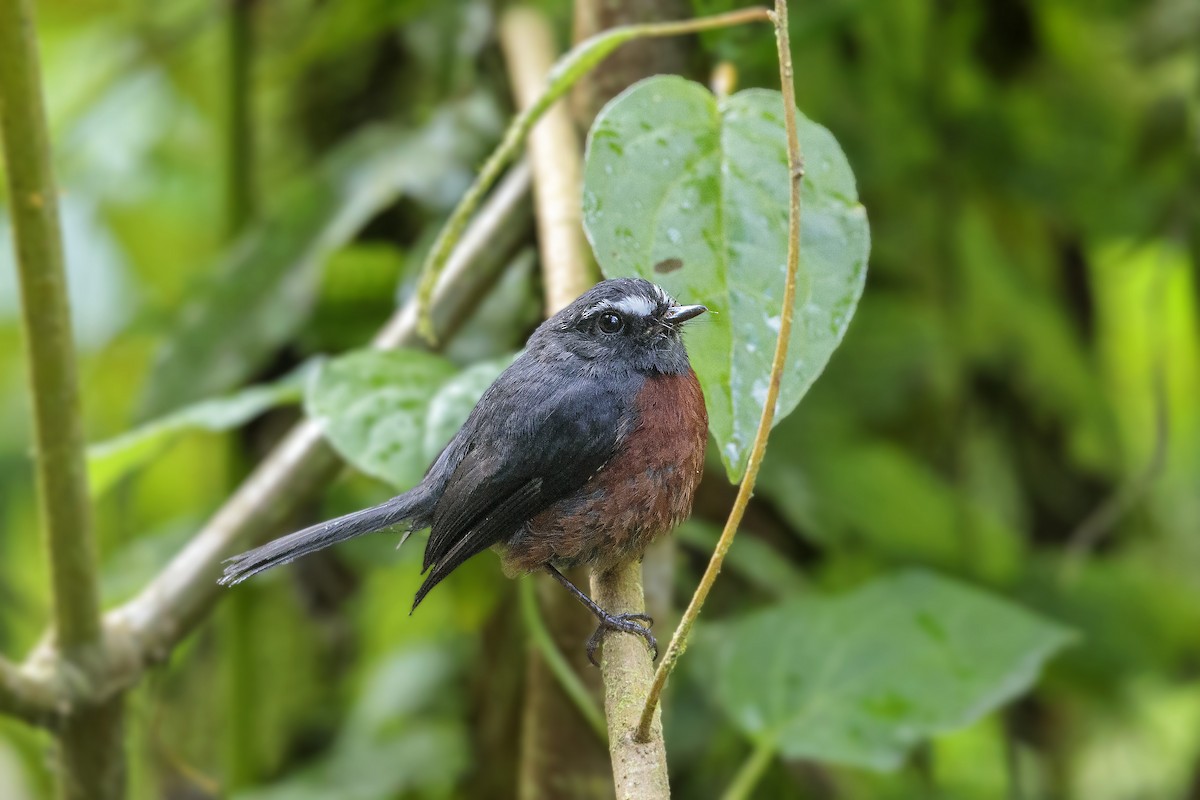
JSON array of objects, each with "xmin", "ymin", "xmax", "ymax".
[{"xmin": 664, "ymin": 304, "xmax": 707, "ymax": 324}]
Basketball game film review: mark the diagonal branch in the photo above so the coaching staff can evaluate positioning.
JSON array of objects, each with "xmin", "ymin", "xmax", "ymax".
[
  {"xmin": 0, "ymin": 655, "xmax": 62, "ymax": 726},
  {"xmin": 635, "ymin": 0, "xmax": 806, "ymax": 743},
  {"xmin": 5, "ymin": 162, "xmax": 532, "ymax": 718},
  {"xmin": 102, "ymin": 162, "xmax": 534, "ymax": 686}
]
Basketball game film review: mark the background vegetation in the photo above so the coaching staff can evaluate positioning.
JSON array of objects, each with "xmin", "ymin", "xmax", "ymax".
[{"xmin": 1, "ymin": 0, "xmax": 1197, "ymax": 798}]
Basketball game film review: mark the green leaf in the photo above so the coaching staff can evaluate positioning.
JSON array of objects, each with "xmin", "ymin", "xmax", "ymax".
[
  {"xmin": 86, "ymin": 363, "xmax": 314, "ymax": 499},
  {"xmin": 693, "ymin": 570, "xmax": 1073, "ymax": 770},
  {"xmin": 582, "ymin": 76, "xmax": 870, "ymax": 481},
  {"xmin": 305, "ymin": 349, "xmax": 516, "ymax": 490},
  {"xmin": 139, "ymin": 94, "xmax": 501, "ymax": 418}
]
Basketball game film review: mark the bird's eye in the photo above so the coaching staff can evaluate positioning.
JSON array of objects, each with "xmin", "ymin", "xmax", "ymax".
[{"xmin": 597, "ymin": 312, "xmax": 624, "ymax": 334}]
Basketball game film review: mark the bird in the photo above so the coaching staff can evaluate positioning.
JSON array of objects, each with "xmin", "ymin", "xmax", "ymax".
[{"xmin": 219, "ymin": 278, "xmax": 708, "ymax": 664}]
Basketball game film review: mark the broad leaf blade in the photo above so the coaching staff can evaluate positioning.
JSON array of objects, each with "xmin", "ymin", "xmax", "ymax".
[
  {"xmin": 583, "ymin": 76, "xmax": 870, "ymax": 481},
  {"xmin": 693, "ymin": 570, "xmax": 1073, "ymax": 770},
  {"xmin": 305, "ymin": 349, "xmax": 514, "ymax": 490}
]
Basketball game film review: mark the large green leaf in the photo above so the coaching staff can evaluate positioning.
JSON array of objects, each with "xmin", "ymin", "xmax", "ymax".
[
  {"xmin": 139, "ymin": 94, "xmax": 501, "ymax": 418},
  {"xmin": 582, "ymin": 76, "xmax": 869, "ymax": 481},
  {"xmin": 692, "ymin": 570, "xmax": 1073, "ymax": 770},
  {"xmin": 305, "ymin": 349, "xmax": 515, "ymax": 490}
]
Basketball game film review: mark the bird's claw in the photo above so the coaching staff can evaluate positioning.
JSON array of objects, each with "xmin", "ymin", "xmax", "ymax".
[{"xmin": 586, "ymin": 613, "xmax": 657, "ymax": 667}]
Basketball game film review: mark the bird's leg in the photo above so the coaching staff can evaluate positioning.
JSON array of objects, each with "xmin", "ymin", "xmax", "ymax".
[{"xmin": 543, "ymin": 564, "xmax": 657, "ymax": 666}]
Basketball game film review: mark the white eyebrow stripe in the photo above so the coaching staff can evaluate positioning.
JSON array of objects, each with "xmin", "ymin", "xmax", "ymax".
[{"xmin": 611, "ymin": 295, "xmax": 657, "ymax": 317}]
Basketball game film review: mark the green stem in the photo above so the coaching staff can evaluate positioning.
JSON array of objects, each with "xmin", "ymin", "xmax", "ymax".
[
  {"xmin": 635, "ymin": 0, "xmax": 805, "ymax": 742},
  {"xmin": 225, "ymin": 0, "xmax": 257, "ymax": 235},
  {"xmin": 0, "ymin": 0, "xmax": 103, "ymax": 650},
  {"xmin": 721, "ymin": 737, "xmax": 779, "ymax": 800},
  {"xmin": 0, "ymin": 0, "xmax": 121, "ymax": 794},
  {"xmin": 519, "ymin": 579, "xmax": 608, "ymax": 744},
  {"xmin": 413, "ymin": 6, "xmax": 771, "ymax": 339},
  {"xmin": 223, "ymin": 0, "xmax": 259, "ymax": 787}
]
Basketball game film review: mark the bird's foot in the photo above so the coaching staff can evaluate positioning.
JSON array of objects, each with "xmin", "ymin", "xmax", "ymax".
[{"xmin": 586, "ymin": 612, "xmax": 657, "ymax": 667}]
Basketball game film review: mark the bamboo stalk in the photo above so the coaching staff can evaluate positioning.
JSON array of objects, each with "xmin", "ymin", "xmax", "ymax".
[{"xmin": 500, "ymin": 10, "xmax": 614, "ymax": 797}]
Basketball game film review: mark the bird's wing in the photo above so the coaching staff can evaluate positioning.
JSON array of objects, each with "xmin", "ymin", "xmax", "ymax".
[{"xmin": 412, "ymin": 369, "xmax": 628, "ymax": 609}]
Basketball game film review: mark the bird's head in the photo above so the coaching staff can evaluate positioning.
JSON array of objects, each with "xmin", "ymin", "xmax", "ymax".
[{"xmin": 534, "ymin": 278, "xmax": 707, "ymax": 376}]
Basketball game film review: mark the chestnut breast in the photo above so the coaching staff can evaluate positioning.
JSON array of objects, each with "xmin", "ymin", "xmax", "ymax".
[{"xmin": 503, "ymin": 369, "xmax": 708, "ymax": 574}]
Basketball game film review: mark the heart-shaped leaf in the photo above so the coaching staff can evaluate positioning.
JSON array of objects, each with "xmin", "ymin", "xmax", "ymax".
[
  {"xmin": 583, "ymin": 76, "xmax": 870, "ymax": 481},
  {"xmin": 305, "ymin": 349, "xmax": 515, "ymax": 490},
  {"xmin": 691, "ymin": 570, "xmax": 1074, "ymax": 770}
]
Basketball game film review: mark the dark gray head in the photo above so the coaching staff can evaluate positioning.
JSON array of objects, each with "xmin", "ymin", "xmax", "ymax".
[{"xmin": 529, "ymin": 278, "xmax": 706, "ymax": 376}]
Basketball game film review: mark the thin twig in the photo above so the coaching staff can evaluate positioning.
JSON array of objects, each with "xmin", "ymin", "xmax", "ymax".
[
  {"xmin": 221, "ymin": 1, "xmax": 259, "ymax": 787},
  {"xmin": 1060, "ymin": 248, "xmax": 1171, "ymax": 585},
  {"xmin": 225, "ymin": 0, "xmax": 257, "ymax": 236},
  {"xmin": 1059, "ymin": 365, "xmax": 1168, "ymax": 584},
  {"xmin": 518, "ymin": 580, "xmax": 608, "ymax": 743},
  {"xmin": 635, "ymin": 0, "xmax": 806, "ymax": 743},
  {"xmin": 414, "ymin": 6, "xmax": 772, "ymax": 339},
  {"xmin": 721, "ymin": 737, "xmax": 779, "ymax": 800}
]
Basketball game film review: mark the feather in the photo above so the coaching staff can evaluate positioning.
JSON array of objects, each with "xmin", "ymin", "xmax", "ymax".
[{"xmin": 218, "ymin": 486, "xmax": 433, "ymax": 586}]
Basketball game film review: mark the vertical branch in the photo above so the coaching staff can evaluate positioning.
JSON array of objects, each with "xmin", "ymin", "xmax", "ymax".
[
  {"xmin": 591, "ymin": 565, "xmax": 670, "ymax": 798},
  {"xmin": 225, "ymin": 0, "xmax": 257, "ymax": 234},
  {"xmin": 501, "ymin": 6, "xmax": 599, "ymax": 307},
  {"xmin": 0, "ymin": 0, "xmax": 103, "ymax": 654},
  {"xmin": 222, "ymin": 0, "xmax": 259, "ymax": 788},
  {"xmin": 0, "ymin": 0, "xmax": 122, "ymax": 795},
  {"xmin": 635, "ymin": 0, "xmax": 805, "ymax": 743},
  {"xmin": 568, "ymin": 0, "xmax": 703, "ymax": 793},
  {"xmin": 499, "ymin": 9, "xmax": 612, "ymax": 798}
]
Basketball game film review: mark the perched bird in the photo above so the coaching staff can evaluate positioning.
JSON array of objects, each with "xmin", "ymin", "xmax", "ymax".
[{"xmin": 219, "ymin": 278, "xmax": 708, "ymax": 663}]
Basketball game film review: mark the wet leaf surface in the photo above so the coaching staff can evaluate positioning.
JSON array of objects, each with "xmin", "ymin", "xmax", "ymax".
[{"xmin": 583, "ymin": 76, "xmax": 869, "ymax": 481}]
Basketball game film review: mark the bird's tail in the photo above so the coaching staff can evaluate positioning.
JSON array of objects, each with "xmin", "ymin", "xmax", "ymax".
[{"xmin": 218, "ymin": 488, "xmax": 430, "ymax": 586}]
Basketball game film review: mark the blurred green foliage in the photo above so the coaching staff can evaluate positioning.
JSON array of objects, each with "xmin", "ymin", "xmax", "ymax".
[{"xmin": 1, "ymin": 0, "xmax": 1197, "ymax": 798}]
